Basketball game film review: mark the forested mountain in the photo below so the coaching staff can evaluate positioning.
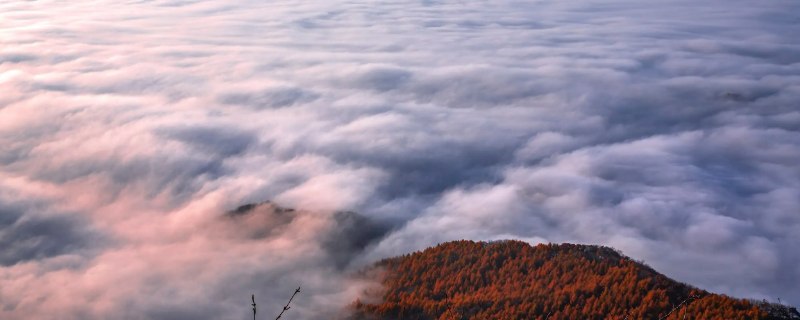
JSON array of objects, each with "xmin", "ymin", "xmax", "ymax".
[{"xmin": 350, "ymin": 240, "xmax": 799, "ymax": 320}]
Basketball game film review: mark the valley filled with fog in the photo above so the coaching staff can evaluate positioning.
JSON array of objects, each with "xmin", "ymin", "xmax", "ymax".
[{"xmin": 0, "ymin": 0, "xmax": 799, "ymax": 318}]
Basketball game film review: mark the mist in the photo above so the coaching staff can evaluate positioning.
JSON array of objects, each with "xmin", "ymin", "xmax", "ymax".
[{"xmin": 0, "ymin": 0, "xmax": 799, "ymax": 318}]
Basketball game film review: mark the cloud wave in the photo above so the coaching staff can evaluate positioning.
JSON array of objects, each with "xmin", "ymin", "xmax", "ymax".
[{"xmin": 0, "ymin": 0, "xmax": 799, "ymax": 318}]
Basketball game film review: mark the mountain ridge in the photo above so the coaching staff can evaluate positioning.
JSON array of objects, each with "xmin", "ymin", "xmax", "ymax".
[{"xmin": 349, "ymin": 240, "xmax": 799, "ymax": 320}]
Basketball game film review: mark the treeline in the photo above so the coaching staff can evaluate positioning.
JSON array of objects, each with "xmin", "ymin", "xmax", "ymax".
[{"xmin": 350, "ymin": 240, "xmax": 799, "ymax": 320}]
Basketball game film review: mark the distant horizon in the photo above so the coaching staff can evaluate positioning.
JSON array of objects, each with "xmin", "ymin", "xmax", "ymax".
[{"xmin": 0, "ymin": 0, "xmax": 799, "ymax": 319}]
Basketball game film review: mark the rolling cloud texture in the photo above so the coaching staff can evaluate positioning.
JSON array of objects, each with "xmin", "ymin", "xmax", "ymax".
[{"xmin": 0, "ymin": 0, "xmax": 799, "ymax": 318}]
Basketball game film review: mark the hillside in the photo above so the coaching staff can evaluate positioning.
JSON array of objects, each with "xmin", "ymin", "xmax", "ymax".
[{"xmin": 350, "ymin": 240, "xmax": 799, "ymax": 320}]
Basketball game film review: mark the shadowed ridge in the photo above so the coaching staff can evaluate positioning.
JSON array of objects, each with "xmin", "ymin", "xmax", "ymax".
[
  {"xmin": 227, "ymin": 201, "xmax": 296, "ymax": 217},
  {"xmin": 224, "ymin": 202, "xmax": 393, "ymax": 270}
]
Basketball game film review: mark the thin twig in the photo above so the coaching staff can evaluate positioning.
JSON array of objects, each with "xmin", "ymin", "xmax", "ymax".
[
  {"xmin": 681, "ymin": 305, "xmax": 687, "ymax": 320},
  {"xmin": 658, "ymin": 295, "xmax": 698, "ymax": 320},
  {"xmin": 275, "ymin": 287, "xmax": 301, "ymax": 320},
  {"xmin": 252, "ymin": 294, "xmax": 257, "ymax": 320}
]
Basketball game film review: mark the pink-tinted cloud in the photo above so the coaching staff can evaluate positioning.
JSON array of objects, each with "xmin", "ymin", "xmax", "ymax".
[{"xmin": 1, "ymin": 0, "xmax": 799, "ymax": 319}]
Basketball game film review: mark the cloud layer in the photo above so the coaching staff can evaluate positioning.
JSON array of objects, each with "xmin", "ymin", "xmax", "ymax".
[{"xmin": 1, "ymin": 0, "xmax": 799, "ymax": 318}]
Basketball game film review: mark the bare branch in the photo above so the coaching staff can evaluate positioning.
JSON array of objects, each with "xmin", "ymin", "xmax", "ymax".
[
  {"xmin": 275, "ymin": 287, "xmax": 301, "ymax": 320},
  {"xmin": 252, "ymin": 294, "xmax": 257, "ymax": 320},
  {"xmin": 658, "ymin": 295, "xmax": 698, "ymax": 320}
]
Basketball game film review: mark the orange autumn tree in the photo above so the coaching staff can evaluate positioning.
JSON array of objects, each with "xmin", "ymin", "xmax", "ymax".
[{"xmin": 350, "ymin": 240, "xmax": 799, "ymax": 320}]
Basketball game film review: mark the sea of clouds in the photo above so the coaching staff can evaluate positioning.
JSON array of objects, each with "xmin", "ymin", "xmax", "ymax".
[{"xmin": 1, "ymin": 0, "xmax": 799, "ymax": 318}]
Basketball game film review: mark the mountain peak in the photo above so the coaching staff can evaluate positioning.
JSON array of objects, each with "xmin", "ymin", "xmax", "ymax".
[{"xmin": 351, "ymin": 240, "xmax": 799, "ymax": 320}]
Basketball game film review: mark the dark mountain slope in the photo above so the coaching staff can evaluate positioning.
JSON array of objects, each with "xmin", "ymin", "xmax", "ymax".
[{"xmin": 350, "ymin": 240, "xmax": 799, "ymax": 320}]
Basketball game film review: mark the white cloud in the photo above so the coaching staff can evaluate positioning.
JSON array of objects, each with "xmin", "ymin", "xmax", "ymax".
[{"xmin": 0, "ymin": 0, "xmax": 799, "ymax": 318}]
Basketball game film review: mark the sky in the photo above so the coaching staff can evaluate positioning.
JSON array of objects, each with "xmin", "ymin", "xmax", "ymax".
[{"xmin": 0, "ymin": 0, "xmax": 799, "ymax": 319}]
